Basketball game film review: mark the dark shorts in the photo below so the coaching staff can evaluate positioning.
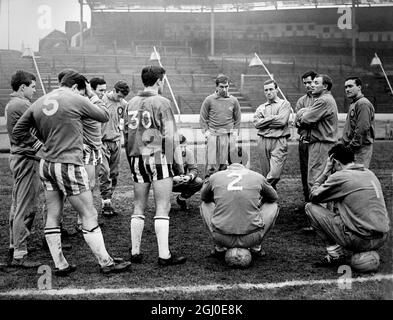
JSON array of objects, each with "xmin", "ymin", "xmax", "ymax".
[{"xmin": 129, "ymin": 154, "xmax": 174, "ymax": 183}]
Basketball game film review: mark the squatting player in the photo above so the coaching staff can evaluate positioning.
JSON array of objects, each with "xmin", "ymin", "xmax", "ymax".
[
  {"xmin": 13, "ymin": 71, "xmax": 131, "ymax": 276},
  {"xmin": 200, "ymin": 147, "xmax": 279, "ymax": 259},
  {"xmin": 124, "ymin": 65, "xmax": 186, "ymax": 266}
]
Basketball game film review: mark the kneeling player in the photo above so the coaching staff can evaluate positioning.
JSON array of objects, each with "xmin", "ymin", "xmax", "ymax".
[
  {"xmin": 172, "ymin": 134, "xmax": 203, "ymax": 210},
  {"xmin": 200, "ymin": 147, "xmax": 279, "ymax": 260},
  {"xmin": 306, "ymin": 143, "xmax": 389, "ymax": 267}
]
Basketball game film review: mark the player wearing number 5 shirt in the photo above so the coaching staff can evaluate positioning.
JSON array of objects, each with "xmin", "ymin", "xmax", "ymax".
[
  {"xmin": 13, "ymin": 71, "xmax": 131, "ymax": 276},
  {"xmin": 200, "ymin": 147, "xmax": 279, "ymax": 259},
  {"xmin": 124, "ymin": 66, "xmax": 186, "ymax": 266}
]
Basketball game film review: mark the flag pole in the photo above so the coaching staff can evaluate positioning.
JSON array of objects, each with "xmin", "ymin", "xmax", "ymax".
[
  {"xmin": 374, "ymin": 53, "xmax": 393, "ymax": 96},
  {"xmin": 253, "ymin": 53, "xmax": 287, "ymax": 101},
  {"xmin": 152, "ymin": 46, "xmax": 181, "ymax": 123}
]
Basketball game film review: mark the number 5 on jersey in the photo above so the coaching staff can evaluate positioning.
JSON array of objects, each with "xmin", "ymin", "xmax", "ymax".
[{"xmin": 42, "ymin": 93, "xmax": 59, "ymax": 116}]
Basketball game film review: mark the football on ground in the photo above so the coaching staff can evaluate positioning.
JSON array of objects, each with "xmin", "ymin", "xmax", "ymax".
[
  {"xmin": 351, "ymin": 251, "xmax": 380, "ymax": 273},
  {"xmin": 225, "ymin": 248, "xmax": 252, "ymax": 269}
]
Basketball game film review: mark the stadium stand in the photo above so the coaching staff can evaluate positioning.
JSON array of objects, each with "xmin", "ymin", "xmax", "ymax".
[{"xmin": 1, "ymin": 1, "xmax": 392, "ymax": 116}]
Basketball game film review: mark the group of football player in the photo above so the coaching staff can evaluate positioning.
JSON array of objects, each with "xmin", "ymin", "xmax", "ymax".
[{"xmin": 1, "ymin": 65, "xmax": 390, "ymax": 276}]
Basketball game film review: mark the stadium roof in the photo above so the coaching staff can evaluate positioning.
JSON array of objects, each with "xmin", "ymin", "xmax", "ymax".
[{"xmin": 86, "ymin": 1, "xmax": 393, "ymax": 12}]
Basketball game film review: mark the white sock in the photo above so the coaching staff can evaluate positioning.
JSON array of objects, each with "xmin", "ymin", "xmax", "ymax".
[
  {"xmin": 13, "ymin": 249, "xmax": 28, "ymax": 260},
  {"xmin": 326, "ymin": 244, "xmax": 344, "ymax": 258},
  {"xmin": 130, "ymin": 215, "xmax": 145, "ymax": 255},
  {"xmin": 154, "ymin": 216, "xmax": 170, "ymax": 259},
  {"xmin": 44, "ymin": 227, "xmax": 69, "ymax": 270},
  {"xmin": 102, "ymin": 199, "xmax": 111, "ymax": 206},
  {"xmin": 82, "ymin": 226, "xmax": 113, "ymax": 267}
]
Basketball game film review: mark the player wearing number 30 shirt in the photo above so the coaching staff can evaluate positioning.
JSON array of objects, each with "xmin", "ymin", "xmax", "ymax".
[
  {"xmin": 123, "ymin": 66, "xmax": 186, "ymax": 266},
  {"xmin": 200, "ymin": 147, "xmax": 280, "ymax": 256}
]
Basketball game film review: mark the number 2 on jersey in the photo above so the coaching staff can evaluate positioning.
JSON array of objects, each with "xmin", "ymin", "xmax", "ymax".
[{"xmin": 227, "ymin": 172, "xmax": 243, "ymax": 191}]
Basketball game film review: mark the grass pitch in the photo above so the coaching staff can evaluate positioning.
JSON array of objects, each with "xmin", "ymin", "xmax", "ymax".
[{"xmin": 0, "ymin": 142, "xmax": 392, "ymax": 300}]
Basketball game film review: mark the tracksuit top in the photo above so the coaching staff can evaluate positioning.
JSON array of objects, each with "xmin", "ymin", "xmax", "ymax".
[
  {"xmin": 199, "ymin": 92, "xmax": 241, "ymax": 135},
  {"xmin": 5, "ymin": 92, "xmax": 42, "ymax": 158},
  {"xmin": 101, "ymin": 92, "xmax": 127, "ymax": 142},
  {"xmin": 310, "ymin": 164, "xmax": 390, "ymax": 237},
  {"xmin": 253, "ymin": 97, "xmax": 291, "ymax": 138},
  {"xmin": 83, "ymin": 99, "xmax": 105, "ymax": 150},
  {"xmin": 342, "ymin": 94, "xmax": 375, "ymax": 150},
  {"xmin": 12, "ymin": 88, "xmax": 109, "ymax": 166},
  {"xmin": 201, "ymin": 164, "xmax": 278, "ymax": 235},
  {"xmin": 300, "ymin": 91, "xmax": 338, "ymax": 143},
  {"xmin": 295, "ymin": 93, "xmax": 314, "ymax": 138},
  {"xmin": 124, "ymin": 90, "xmax": 182, "ymax": 170}
]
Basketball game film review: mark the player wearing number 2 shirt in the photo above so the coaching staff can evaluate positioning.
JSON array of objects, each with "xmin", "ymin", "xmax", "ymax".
[
  {"xmin": 200, "ymin": 147, "xmax": 280, "ymax": 257},
  {"xmin": 124, "ymin": 65, "xmax": 186, "ymax": 266}
]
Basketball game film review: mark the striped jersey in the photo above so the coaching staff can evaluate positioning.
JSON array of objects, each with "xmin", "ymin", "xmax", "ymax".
[{"xmin": 12, "ymin": 88, "xmax": 109, "ymax": 166}]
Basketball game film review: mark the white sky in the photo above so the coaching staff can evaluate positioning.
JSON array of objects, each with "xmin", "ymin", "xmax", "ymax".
[{"xmin": 0, "ymin": 0, "xmax": 91, "ymax": 51}]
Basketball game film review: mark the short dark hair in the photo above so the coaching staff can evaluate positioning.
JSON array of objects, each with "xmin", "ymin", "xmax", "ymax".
[
  {"xmin": 60, "ymin": 70, "xmax": 88, "ymax": 91},
  {"xmin": 316, "ymin": 74, "xmax": 333, "ymax": 91},
  {"xmin": 228, "ymin": 146, "xmax": 249, "ymax": 166},
  {"xmin": 345, "ymin": 76, "xmax": 362, "ymax": 87},
  {"xmin": 328, "ymin": 143, "xmax": 354, "ymax": 165},
  {"xmin": 58, "ymin": 68, "xmax": 78, "ymax": 83},
  {"xmin": 263, "ymin": 79, "xmax": 278, "ymax": 89},
  {"xmin": 90, "ymin": 77, "xmax": 106, "ymax": 90},
  {"xmin": 114, "ymin": 80, "xmax": 130, "ymax": 96},
  {"xmin": 11, "ymin": 70, "xmax": 36, "ymax": 91},
  {"xmin": 302, "ymin": 70, "xmax": 317, "ymax": 80},
  {"xmin": 141, "ymin": 66, "xmax": 166, "ymax": 87},
  {"xmin": 215, "ymin": 74, "xmax": 229, "ymax": 86}
]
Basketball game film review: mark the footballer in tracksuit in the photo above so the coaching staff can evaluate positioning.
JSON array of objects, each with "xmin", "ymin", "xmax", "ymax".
[
  {"xmin": 5, "ymin": 70, "xmax": 43, "ymax": 268},
  {"xmin": 99, "ymin": 81, "xmax": 130, "ymax": 216},
  {"xmin": 199, "ymin": 74, "xmax": 241, "ymax": 178},
  {"xmin": 342, "ymin": 77, "xmax": 375, "ymax": 168},
  {"xmin": 297, "ymin": 74, "xmax": 338, "ymax": 193},
  {"xmin": 253, "ymin": 79, "xmax": 291, "ymax": 190}
]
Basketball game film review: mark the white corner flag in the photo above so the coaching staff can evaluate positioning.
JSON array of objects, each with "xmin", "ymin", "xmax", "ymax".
[
  {"xmin": 149, "ymin": 50, "xmax": 161, "ymax": 62},
  {"xmin": 249, "ymin": 54, "xmax": 263, "ymax": 67},
  {"xmin": 370, "ymin": 53, "xmax": 382, "ymax": 66}
]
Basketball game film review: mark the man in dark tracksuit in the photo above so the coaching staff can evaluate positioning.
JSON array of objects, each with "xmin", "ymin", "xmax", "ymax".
[
  {"xmin": 5, "ymin": 70, "xmax": 43, "ymax": 268},
  {"xmin": 342, "ymin": 77, "xmax": 375, "ymax": 168},
  {"xmin": 295, "ymin": 70, "xmax": 316, "ymax": 203},
  {"xmin": 172, "ymin": 134, "xmax": 203, "ymax": 210}
]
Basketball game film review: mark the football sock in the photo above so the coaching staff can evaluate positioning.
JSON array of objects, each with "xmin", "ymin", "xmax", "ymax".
[
  {"xmin": 102, "ymin": 199, "xmax": 111, "ymax": 206},
  {"xmin": 130, "ymin": 215, "xmax": 145, "ymax": 255},
  {"xmin": 326, "ymin": 244, "xmax": 344, "ymax": 258},
  {"xmin": 82, "ymin": 226, "xmax": 113, "ymax": 267},
  {"xmin": 44, "ymin": 227, "xmax": 69, "ymax": 270},
  {"xmin": 154, "ymin": 216, "xmax": 170, "ymax": 259}
]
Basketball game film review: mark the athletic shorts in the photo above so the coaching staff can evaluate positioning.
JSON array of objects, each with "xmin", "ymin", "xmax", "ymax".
[
  {"xmin": 39, "ymin": 159, "xmax": 90, "ymax": 196},
  {"xmin": 129, "ymin": 154, "xmax": 174, "ymax": 183},
  {"xmin": 83, "ymin": 146, "xmax": 102, "ymax": 166}
]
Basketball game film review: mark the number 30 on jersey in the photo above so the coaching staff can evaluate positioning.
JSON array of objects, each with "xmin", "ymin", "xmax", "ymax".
[{"xmin": 128, "ymin": 110, "xmax": 152, "ymax": 129}]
